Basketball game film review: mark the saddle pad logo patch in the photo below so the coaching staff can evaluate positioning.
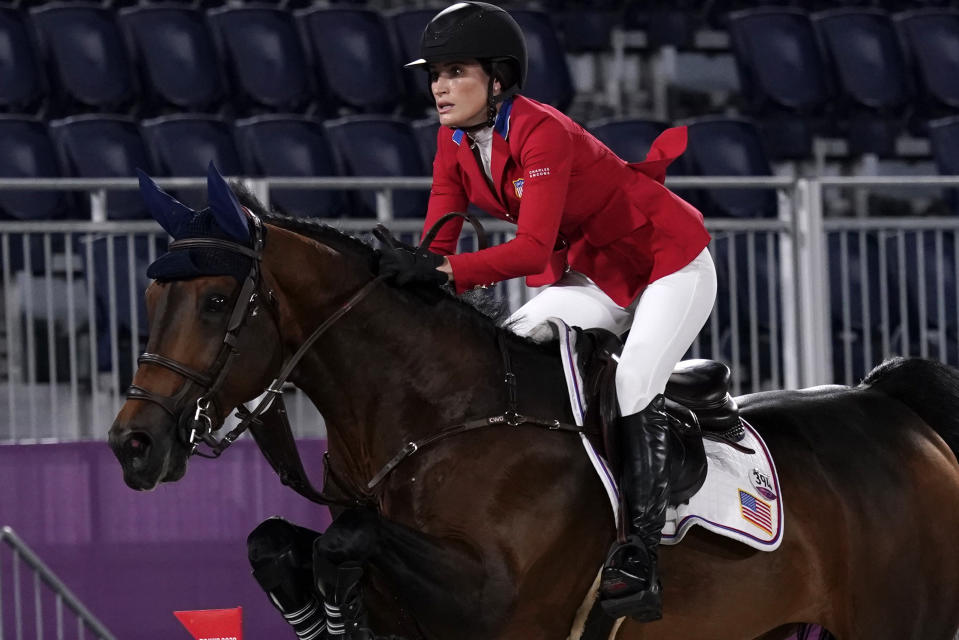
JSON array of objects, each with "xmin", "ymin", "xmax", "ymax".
[
  {"xmin": 739, "ymin": 489, "xmax": 772, "ymax": 535},
  {"xmin": 512, "ymin": 178, "xmax": 524, "ymax": 199},
  {"xmin": 750, "ymin": 468, "xmax": 777, "ymax": 501}
]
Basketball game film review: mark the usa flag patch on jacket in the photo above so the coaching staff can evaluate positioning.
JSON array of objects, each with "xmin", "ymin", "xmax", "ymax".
[{"xmin": 512, "ymin": 178, "xmax": 524, "ymax": 198}]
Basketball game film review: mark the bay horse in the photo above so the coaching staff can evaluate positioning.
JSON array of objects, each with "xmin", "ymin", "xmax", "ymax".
[{"xmin": 109, "ymin": 170, "xmax": 959, "ymax": 640}]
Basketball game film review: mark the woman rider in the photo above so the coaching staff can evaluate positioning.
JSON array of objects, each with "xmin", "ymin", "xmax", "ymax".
[{"xmin": 379, "ymin": 1, "xmax": 717, "ymax": 623}]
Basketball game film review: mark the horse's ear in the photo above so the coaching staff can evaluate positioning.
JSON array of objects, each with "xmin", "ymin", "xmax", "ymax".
[
  {"xmin": 137, "ymin": 168, "xmax": 194, "ymax": 239},
  {"xmin": 206, "ymin": 161, "xmax": 250, "ymax": 244}
]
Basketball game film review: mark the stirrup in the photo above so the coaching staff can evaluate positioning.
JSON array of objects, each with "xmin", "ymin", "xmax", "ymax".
[{"xmin": 599, "ymin": 536, "xmax": 663, "ymax": 622}]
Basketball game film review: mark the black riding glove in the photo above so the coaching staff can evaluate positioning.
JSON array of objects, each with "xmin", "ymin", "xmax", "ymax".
[{"xmin": 379, "ymin": 247, "xmax": 448, "ymax": 287}]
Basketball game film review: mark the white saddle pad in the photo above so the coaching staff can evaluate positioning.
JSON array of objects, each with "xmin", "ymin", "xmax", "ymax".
[{"xmin": 547, "ymin": 318, "xmax": 783, "ymax": 552}]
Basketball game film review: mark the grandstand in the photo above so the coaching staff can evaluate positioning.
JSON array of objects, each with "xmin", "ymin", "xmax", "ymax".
[{"xmin": 2, "ymin": 1, "xmax": 959, "ymax": 637}]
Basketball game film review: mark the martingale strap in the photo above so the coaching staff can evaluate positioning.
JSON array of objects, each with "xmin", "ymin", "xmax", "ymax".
[{"xmin": 367, "ymin": 332, "xmax": 586, "ymax": 492}]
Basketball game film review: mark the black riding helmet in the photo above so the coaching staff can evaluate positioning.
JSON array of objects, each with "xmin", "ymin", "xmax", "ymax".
[{"xmin": 405, "ymin": 2, "xmax": 528, "ymax": 126}]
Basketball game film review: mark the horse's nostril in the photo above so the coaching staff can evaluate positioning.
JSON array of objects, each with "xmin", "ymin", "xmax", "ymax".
[{"xmin": 123, "ymin": 432, "xmax": 152, "ymax": 468}]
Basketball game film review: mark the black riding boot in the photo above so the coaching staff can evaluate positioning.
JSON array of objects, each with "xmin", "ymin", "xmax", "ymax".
[
  {"xmin": 248, "ymin": 517, "xmax": 328, "ymax": 639},
  {"xmin": 599, "ymin": 395, "xmax": 670, "ymax": 622}
]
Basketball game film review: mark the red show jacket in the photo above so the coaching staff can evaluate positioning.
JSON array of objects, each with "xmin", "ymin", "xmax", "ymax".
[{"xmin": 422, "ymin": 95, "xmax": 711, "ymax": 307}]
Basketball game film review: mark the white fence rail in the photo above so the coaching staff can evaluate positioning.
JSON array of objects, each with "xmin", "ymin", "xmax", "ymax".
[
  {"xmin": 0, "ymin": 175, "xmax": 956, "ymax": 443},
  {"xmin": 0, "ymin": 527, "xmax": 116, "ymax": 640}
]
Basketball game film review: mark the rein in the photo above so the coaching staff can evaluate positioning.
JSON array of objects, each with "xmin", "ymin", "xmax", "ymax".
[{"xmin": 128, "ymin": 209, "xmax": 583, "ymax": 510}]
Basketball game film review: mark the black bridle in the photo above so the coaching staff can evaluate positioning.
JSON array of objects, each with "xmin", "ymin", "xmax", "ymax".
[{"xmin": 126, "ymin": 210, "xmax": 385, "ymax": 460}]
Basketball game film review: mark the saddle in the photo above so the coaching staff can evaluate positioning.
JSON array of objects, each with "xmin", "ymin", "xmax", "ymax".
[{"xmin": 574, "ymin": 328, "xmax": 744, "ymax": 507}]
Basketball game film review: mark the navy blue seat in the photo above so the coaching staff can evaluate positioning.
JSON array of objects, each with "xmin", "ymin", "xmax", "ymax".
[
  {"xmin": 728, "ymin": 8, "xmax": 833, "ymax": 159},
  {"xmin": 118, "ymin": 5, "xmax": 225, "ymax": 115},
  {"xmin": 297, "ymin": 7, "xmax": 404, "ymax": 114},
  {"xmin": 827, "ymin": 232, "xmax": 897, "ymax": 383},
  {"xmin": 29, "ymin": 3, "xmax": 137, "ymax": 115},
  {"xmin": 929, "ymin": 116, "xmax": 959, "ymax": 214},
  {"xmin": 0, "ymin": 116, "xmax": 66, "ymax": 221},
  {"xmin": 88, "ymin": 233, "xmax": 163, "ymax": 385},
  {"xmin": 141, "ymin": 114, "xmax": 243, "ymax": 209},
  {"xmin": 896, "ymin": 9, "xmax": 959, "ymax": 122},
  {"xmin": 509, "ymin": 10, "xmax": 574, "ymax": 111},
  {"xmin": 559, "ymin": 8, "xmax": 617, "ymax": 52},
  {"xmin": 812, "ymin": 8, "xmax": 911, "ymax": 157},
  {"xmin": 235, "ymin": 114, "xmax": 347, "ymax": 219},
  {"xmin": 684, "ymin": 117, "xmax": 777, "ymax": 219},
  {"xmin": 411, "ymin": 117, "xmax": 440, "ymax": 172},
  {"xmin": 49, "ymin": 115, "xmax": 153, "ymax": 220},
  {"xmin": 206, "ymin": 6, "xmax": 313, "ymax": 114},
  {"xmin": 0, "ymin": 7, "xmax": 45, "ymax": 114},
  {"xmin": 587, "ymin": 118, "xmax": 669, "ymax": 163},
  {"xmin": 324, "ymin": 115, "xmax": 428, "ymax": 219},
  {"xmin": 0, "ymin": 116, "xmax": 70, "ymax": 274},
  {"xmin": 883, "ymin": 230, "xmax": 959, "ymax": 363},
  {"xmin": 388, "ymin": 8, "xmax": 437, "ymax": 112}
]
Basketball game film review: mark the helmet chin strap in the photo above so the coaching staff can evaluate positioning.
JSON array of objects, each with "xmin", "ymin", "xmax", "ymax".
[{"xmin": 460, "ymin": 75, "xmax": 509, "ymax": 134}]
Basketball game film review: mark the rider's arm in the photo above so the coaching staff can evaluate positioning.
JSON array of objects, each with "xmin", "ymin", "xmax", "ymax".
[
  {"xmin": 446, "ymin": 117, "xmax": 573, "ymax": 293},
  {"xmin": 420, "ymin": 131, "xmax": 468, "ymax": 257}
]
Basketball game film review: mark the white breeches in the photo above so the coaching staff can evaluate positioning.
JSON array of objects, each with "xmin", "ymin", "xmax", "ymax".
[{"xmin": 508, "ymin": 248, "xmax": 717, "ymax": 416}]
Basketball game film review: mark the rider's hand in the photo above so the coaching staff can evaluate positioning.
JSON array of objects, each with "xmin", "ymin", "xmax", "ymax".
[{"xmin": 379, "ymin": 247, "xmax": 448, "ymax": 287}]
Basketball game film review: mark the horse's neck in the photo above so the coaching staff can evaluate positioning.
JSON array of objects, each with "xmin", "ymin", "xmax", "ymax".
[{"xmin": 265, "ymin": 231, "xmax": 505, "ymax": 485}]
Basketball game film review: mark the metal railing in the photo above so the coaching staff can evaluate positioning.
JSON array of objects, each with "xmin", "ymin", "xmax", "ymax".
[
  {"xmin": 0, "ymin": 174, "xmax": 957, "ymax": 442},
  {"xmin": 0, "ymin": 527, "xmax": 116, "ymax": 640}
]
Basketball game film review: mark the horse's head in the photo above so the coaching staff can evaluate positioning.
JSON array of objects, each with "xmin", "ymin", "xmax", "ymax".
[{"xmin": 109, "ymin": 164, "xmax": 282, "ymax": 490}]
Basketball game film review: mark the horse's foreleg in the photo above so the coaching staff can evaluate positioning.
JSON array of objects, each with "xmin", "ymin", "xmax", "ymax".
[{"xmin": 313, "ymin": 508, "xmax": 511, "ymax": 640}]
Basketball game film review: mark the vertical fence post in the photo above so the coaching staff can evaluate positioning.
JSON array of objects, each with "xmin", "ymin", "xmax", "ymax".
[
  {"xmin": 376, "ymin": 189, "xmax": 395, "ymax": 222},
  {"xmin": 793, "ymin": 179, "xmax": 831, "ymax": 386},
  {"xmin": 778, "ymin": 183, "xmax": 800, "ymax": 389}
]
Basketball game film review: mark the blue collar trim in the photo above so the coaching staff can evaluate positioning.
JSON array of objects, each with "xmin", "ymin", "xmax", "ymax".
[
  {"xmin": 495, "ymin": 97, "xmax": 514, "ymax": 140},
  {"xmin": 450, "ymin": 96, "xmax": 515, "ymax": 145}
]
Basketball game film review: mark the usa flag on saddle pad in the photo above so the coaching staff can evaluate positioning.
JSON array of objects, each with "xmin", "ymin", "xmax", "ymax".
[{"xmin": 739, "ymin": 490, "xmax": 773, "ymax": 534}]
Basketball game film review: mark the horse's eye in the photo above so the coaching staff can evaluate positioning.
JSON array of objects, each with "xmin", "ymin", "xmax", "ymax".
[{"xmin": 204, "ymin": 294, "xmax": 228, "ymax": 313}]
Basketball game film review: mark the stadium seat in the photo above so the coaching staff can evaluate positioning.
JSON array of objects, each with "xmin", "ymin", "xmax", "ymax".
[
  {"xmin": 684, "ymin": 117, "xmax": 777, "ymax": 218},
  {"xmin": 0, "ymin": 116, "xmax": 66, "ymax": 221},
  {"xmin": 587, "ymin": 118, "xmax": 670, "ymax": 163},
  {"xmin": 388, "ymin": 8, "xmax": 438, "ymax": 113},
  {"xmin": 48, "ymin": 114, "xmax": 153, "ymax": 220},
  {"xmin": 141, "ymin": 114, "xmax": 243, "ymax": 209},
  {"xmin": 812, "ymin": 8, "xmax": 911, "ymax": 156},
  {"xmin": 508, "ymin": 10, "xmax": 574, "ymax": 112},
  {"xmin": 895, "ymin": 9, "xmax": 959, "ymax": 122},
  {"xmin": 727, "ymin": 8, "xmax": 833, "ymax": 159},
  {"xmin": 0, "ymin": 6, "xmax": 45, "ymax": 114},
  {"xmin": 206, "ymin": 6, "xmax": 314, "ymax": 115},
  {"xmin": 87, "ymin": 232, "xmax": 163, "ymax": 385},
  {"xmin": 323, "ymin": 115, "xmax": 428, "ymax": 219},
  {"xmin": 29, "ymin": 3, "xmax": 137, "ymax": 115},
  {"xmin": 882, "ymin": 230, "xmax": 958, "ymax": 363},
  {"xmin": 827, "ymin": 232, "xmax": 898, "ymax": 383},
  {"xmin": 297, "ymin": 7, "xmax": 405, "ymax": 114},
  {"xmin": 928, "ymin": 115, "xmax": 959, "ymax": 214},
  {"xmin": 0, "ymin": 116, "xmax": 71, "ymax": 274},
  {"xmin": 234, "ymin": 114, "xmax": 348, "ymax": 219},
  {"xmin": 411, "ymin": 117, "xmax": 440, "ymax": 171},
  {"xmin": 118, "ymin": 5, "xmax": 226, "ymax": 115}
]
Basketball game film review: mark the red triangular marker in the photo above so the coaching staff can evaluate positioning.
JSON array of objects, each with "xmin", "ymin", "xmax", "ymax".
[{"xmin": 174, "ymin": 607, "xmax": 242, "ymax": 640}]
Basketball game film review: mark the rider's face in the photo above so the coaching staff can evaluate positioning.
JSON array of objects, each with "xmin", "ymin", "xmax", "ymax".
[{"xmin": 430, "ymin": 60, "xmax": 500, "ymax": 128}]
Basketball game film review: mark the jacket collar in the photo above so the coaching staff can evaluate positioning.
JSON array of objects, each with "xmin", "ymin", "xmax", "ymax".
[{"xmin": 450, "ymin": 96, "xmax": 515, "ymax": 145}]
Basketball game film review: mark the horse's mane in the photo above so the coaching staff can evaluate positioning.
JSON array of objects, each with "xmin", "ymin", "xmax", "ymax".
[{"xmin": 230, "ymin": 182, "xmax": 555, "ymax": 355}]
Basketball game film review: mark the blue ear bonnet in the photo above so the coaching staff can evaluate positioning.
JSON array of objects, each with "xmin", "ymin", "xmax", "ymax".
[
  {"xmin": 146, "ymin": 209, "xmax": 254, "ymax": 282},
  {"xmin": 139, "ymin": 163, "xmax": 257, "ymax": 282}
]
